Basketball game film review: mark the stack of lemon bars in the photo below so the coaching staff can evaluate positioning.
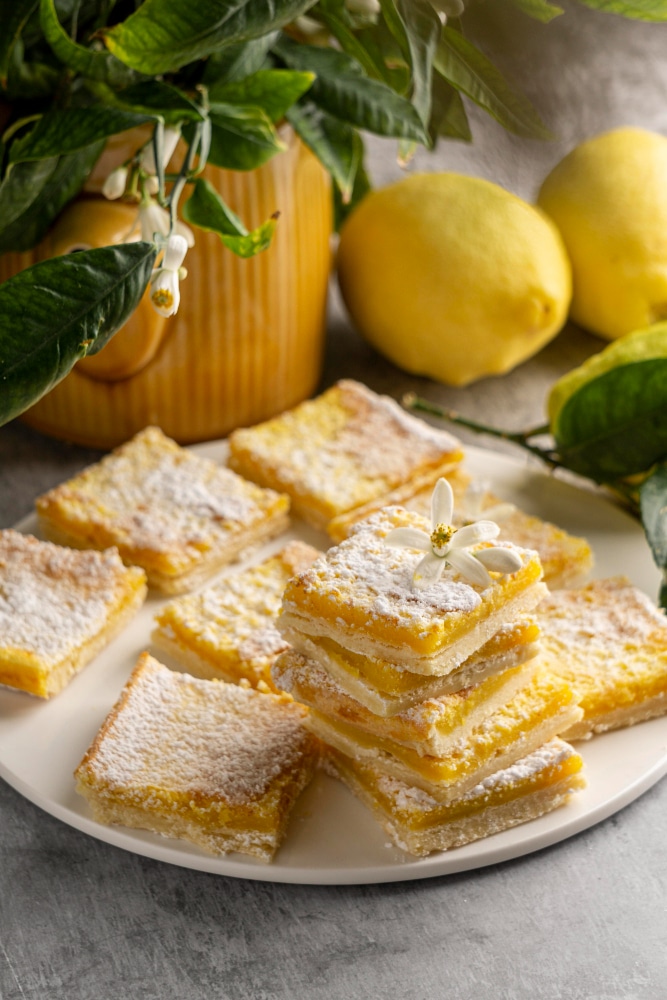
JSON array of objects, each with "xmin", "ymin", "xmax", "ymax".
[{"xmin": 271, "ymin": 477, "xmax": 586, "ymax": 856}]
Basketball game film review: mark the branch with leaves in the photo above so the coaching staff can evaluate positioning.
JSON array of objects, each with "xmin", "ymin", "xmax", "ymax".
[{"xmin": 1, "ymin": 0, "xmax": 667, "ymax": 428}]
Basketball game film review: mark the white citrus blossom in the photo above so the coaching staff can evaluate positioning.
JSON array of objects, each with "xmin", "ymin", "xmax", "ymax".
[
  {"xmin": 102, "ymin": 165, "xmax": 128, "ymax": 200},
  {"xmin": 138, "ymin": 200, "xmax": 195, "ymax": 247},
  {"xmin": 140, "ymin": 126, "xmax": 182, "ymax": 175},
  {"xmin": 385, "ymin": 477, "xmax": 523, "ymax": 589},
  {"xmin": 149, "ymin": 234, "xmax": 188, "ymax": 317}
]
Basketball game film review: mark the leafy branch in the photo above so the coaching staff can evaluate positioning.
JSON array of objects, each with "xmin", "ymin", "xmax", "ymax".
[{"xmin": 404, "ymin": 323, "xmax": 667, "ymax": 607}]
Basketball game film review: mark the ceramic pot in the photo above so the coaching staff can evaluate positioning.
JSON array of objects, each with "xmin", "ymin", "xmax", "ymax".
[{"xmin": 0, "ymin": 125, "xmax": 332, "ymax": 447}]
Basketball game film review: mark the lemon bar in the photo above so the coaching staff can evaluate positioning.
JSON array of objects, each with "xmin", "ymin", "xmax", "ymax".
[
  {"xmin": 273, "ymin": 646, "xmax": 539, "ymax": 756},
  {"xmin": 324, "ymin": 739, "xmax": 585, "ymax": 856},
  {"xmin": 152, "ymin": 541, "xmax": 320, "ymax": 689},
  {"xmin": 36, "ymin": 426, "xmax": 290, "ymax": 594},
  {"xmin": 537, "ymin": 576, "xmax": 667, "ymax": 739},
  {"xmin": 228, "ymin": 380, "xmax": 463, "ymax": 537},
  {"xmin": 75, "ymin": 653, "xmax": 319, "ymax": 862},
  {"xmin": 405, "ymin": 478, "xmax": 593, "ymax": 589},
  {"xmin": 279, "ymin": 507, "xmax": 546, "ymax": 674},
  {"xmin": 280, "ymin": 618, "xmax": 541, "ymax": 716},
  {"xmin": 303, "ymin": 667, "xmax": 582, "ymax": 802},
  {"xmin": 0, "ymin": 530, "xmax": 146, "ymax": 699}
]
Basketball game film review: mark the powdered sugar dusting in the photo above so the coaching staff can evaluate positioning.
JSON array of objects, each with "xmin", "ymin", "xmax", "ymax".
[
  {"xmin": 538, "ymin": 577, "xmax": 667, "ymax": 655},
  {"xmin": 230, "ymin": 380, "xmax": 461, "ymax": 512},
  {"xmin": 37, "ymin": 427, "xmax": 283, "ymax": 561},
  {"xmin": 0, "ymin": 531, "xmax": 139, "ymax": 665},
  {"xmin": 284, "ymin": 508, "xmax": 504, "ymax": 630},
  {"xmin": 88, "ymin": 657, "xmax": 312, "ymax": 805}
]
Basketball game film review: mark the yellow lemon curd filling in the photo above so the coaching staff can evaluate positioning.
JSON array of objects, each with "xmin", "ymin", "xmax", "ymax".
[{"xmin": 312, "ymin": 619, "xmax": 540, "ymax": 696}]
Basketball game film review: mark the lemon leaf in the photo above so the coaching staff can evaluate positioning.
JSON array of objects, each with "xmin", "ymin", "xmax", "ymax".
[
  {"xmin": 434, "ymin": 27, "xmax": 553, "ymax": 140},
  {"xmin": 575, "ymin": 0, "xmax": 667, "ymax": 21},
  {"xmin": 639, "ymin": 462, "xmax": 667, "ymax": 608},
  {"xmin": 0, "ymin": 243, "xmax": 157, "ymax": 426},
  {"xmin": 551, "ymin": 356, "xmax": 667, "ymax": 480}
]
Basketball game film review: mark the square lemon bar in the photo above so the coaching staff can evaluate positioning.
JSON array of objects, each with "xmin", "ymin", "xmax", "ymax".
[
  {"xmin": 36, "ymin": 426, "xmax": 290, "ymax": 594},
  {"xmin": 324, "ymin": 738, "xmax": 585, "ymax": 856},
  {"xmin": 227, "ymin": 380, "xmax": 463, "ymax": 537},
  {"xmin": 75, "ymin": 654, "xmax": 319, "ymax": 862},
  {"xmin": 278, "ymin": 507, "xmax": 546, "ymax": 674},
  {"xmin": 152, "ymin": 541, "xmax": 319, "ymax": 689},
  {"xmin": 0, "ymin": 530, "xmax": 146, "ymax": 698},
  {"xmin": 536, "ymin": 576, "xmax": 667, "ymax": 739}
]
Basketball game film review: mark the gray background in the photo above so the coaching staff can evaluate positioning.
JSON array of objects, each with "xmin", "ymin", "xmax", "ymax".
[{"xmin": 2, "ymin": 2, "xmax": 667, "ymax": 997}]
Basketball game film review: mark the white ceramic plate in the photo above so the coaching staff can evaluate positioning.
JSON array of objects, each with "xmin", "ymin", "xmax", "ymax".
[{"xmin": 1, "ymin": 444, "xmax": 666, "ymax": 885}]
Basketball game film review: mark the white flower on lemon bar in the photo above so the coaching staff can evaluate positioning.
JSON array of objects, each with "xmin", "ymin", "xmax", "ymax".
[{"xmin": 385, "ymin": 477, "xmax": 522, "ymax": 589}]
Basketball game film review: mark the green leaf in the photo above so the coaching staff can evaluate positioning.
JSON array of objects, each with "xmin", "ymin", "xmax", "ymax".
[
  {"xmin": 3, "ymin": 38, "xmax": 61, "ymax": 99},
  {"xmin": 39, "ymin": 0, "xmax": 139, "ymax": 88},
  {"xmin": 0, "ymin": 243, "xmax": 157, "ymax": 426},
  {"xmin": 430, "ymin": 74, "xmax": 471, "ymax": 142},
  {"xmin": 286, "ymin": 100, "xmax": 361, "ymax": 199},
  {"xmin": 181, "ymin": 177, "xmax": 277, "ymax": 257},
  {"xmin": 640, "ymin": 463, "xmax": 667, "ymax": 600},
  {"xmin": 205, "ymin": 101, "xmax": 286, "ymax": 170},
  {"xmin": 201, "ymin": 34, "xmax": 278, "ymax": 86},
  {"xmin": 434, "ymin": 27, "xmax": 553, "ymax": 139},
  {"xmin": 0, "ymin": 141, "xmax": 103, "ymax": 253},
  {"xmin": 334, "ymin": 151, "xmax": 370, "ymax": 229},
  {"xmin": 208, "ymin": 69, "xmax": 315, "ymax": 123},
  {"xmin": 394, "ymin": 0, "xmax": 441, "ymax": 129},
  {"xmin": 575, "ymin": 0, "xmax": 667, "ymax": 20},
  {"xmin": 115, "ymin": 81, "xmax": 205, "ymax": 124},
  {"xmin": 0, "ymin": 0, "xmax": 37, "ymax": 86},
  {"xmin": 507, "ymin": 0, "xmax": 564, "ymax": 21},
  {"xmin": 9, "ymin": 107, "xmax": 155, "ymax": 163},
  {"xmin": 274, "ymin": 35, "xmax": 428, "ymax": 142},
  {"xmin": 315, "ymin": 6, "xmax": 387, "ymax": 79},
  {"xmin": 103, "ymin": 0, "xmax": 317, "ymax": 75},
  {"xmin": 552, "ymin": 358, "xmax": 667, "ymax": 481}
]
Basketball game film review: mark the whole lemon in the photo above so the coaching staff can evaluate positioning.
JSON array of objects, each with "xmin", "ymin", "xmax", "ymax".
[
  {"xmin": 537, "ymin": 127, "xmax": 667, "ymax": 341},
  {"xmin": 336, "ymin": 173, "xmax": 572, "ymax": 387}
]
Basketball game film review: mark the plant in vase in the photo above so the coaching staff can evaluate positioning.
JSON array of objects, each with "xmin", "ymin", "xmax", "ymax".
[{"xmin": 0, "ymin": 0, "xmax": 665, "ymax": 438}]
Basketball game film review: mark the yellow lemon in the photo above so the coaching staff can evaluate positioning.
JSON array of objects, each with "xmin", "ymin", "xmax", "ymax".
[
  {"xmin": 336, "ymin": 172, "xmax": 572, "ymax": 387},
  {"xmin": 537, "ymin": 127, "xmax": 667, "ymax": 341}
]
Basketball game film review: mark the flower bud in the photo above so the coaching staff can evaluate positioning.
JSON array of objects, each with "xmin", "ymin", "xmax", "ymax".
[{"xmin": 102, "ymin": 165, "xmax": 128, "ymax": 200}]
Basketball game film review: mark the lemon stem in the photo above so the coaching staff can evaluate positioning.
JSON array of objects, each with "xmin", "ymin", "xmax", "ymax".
[{"xmin": 403, "ymin": 394, "xmax": 562, "ymax": 468}]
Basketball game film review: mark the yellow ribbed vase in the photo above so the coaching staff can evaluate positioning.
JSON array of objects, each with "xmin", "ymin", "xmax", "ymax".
[{"xmin": 0, "ymin": 127, "xmax": 332, "ymax": 448}]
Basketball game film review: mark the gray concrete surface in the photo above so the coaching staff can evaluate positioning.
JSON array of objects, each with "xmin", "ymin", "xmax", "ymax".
[{"xmin": 2, "ymin": 2, "xmax": 667, "ymax": 996}]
